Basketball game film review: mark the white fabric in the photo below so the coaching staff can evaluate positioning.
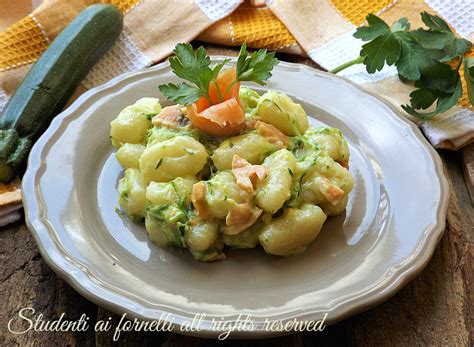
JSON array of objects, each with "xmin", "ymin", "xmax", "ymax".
[
  {"xmin": 420, "ymin": 107, "xmax": 474, "ymax": 149},
  {"xmin": 308, "ymin": 31, "xmax": 398, "ymax": 84},
  {"xmin": 0, "ymin": 88, "xmax": 8, "ymax": 113},
  {"xmin": 425, "ymin": 0, "xmax": 474, "ymax": 37},
  {"xmin": 83, "ymin": 30, "xmax": 151, "ymax": 89},
  {"xmin": 194, "ymin": 0, "xmax": 242, "ymax": 21}
]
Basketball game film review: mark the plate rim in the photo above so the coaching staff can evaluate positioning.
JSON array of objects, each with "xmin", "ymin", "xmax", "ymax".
[{"xmin": 22, "ymin": 57, "xmax": 449, "ymax": 338}]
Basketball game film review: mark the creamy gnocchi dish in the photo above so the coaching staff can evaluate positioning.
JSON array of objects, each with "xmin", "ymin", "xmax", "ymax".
[
  {"xmin": 110, "ymin": 88, "xmax": 353, "ymax": 261},
  {"xmin": 109, "ymin": 44, "xmax": 353, "ymax": 261}
]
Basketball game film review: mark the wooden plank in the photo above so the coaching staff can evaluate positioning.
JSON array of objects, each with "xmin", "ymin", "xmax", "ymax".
[
  {"xmin": 0, "ymin": 224, "xmax": 97, "ymax": 346},
  {"xmin": 462, "ymin": 143, "xmax": 474, "ymax": 203}
]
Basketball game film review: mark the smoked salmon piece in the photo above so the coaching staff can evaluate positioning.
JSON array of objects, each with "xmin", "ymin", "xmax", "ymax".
[
  {"xmin": 187, "ymin": 98, "xmax": 244, "ymax": 137},
  {"xmin": 231, "ymin": 155, "xmax": 267, "ymax": 193},
  {"xmin": 152, "ymin": 105, "xmax": 189, "ymax": 129},
  {"xmin": 191, "ymin": 181, "xmax": 212, "ymax": 220},
  {"xmin": 255, "ymin": 121, "xmax": 289, "ymax": 148},
  {"xmin": 222, "ymin": 204, "xmax": 262, "ymax": 236}
]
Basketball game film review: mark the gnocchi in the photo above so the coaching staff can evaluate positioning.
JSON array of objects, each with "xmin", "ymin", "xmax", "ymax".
[
  {"xmin": 301, "ymin": 155, "xmax": 354, "ymax": 205},
  {"xmin": 259, "ymin": 204, "xmax": 327, "ymax": 256},
  {"xmin": 202, "ymin": 171, "xmax": 249, "ymax": 220},
  {"xmin": 139, "ymin": 136, "xmax": 207, "ymax": 183},
  {"xmin": 117, "ymin": 168, "xmax": 147, "ymax": 219},
  {"xmin": 111, "ymin": 89, "xmax": 353, "ymax": 261},
  {"xmin": 254, "ymin": 91, "xmax": 309, "ymax": 136},
  {"xmin": 256, "ymin": 149, "xmax": 296, "ymax": 213},
  {"xmin": 144, "ymin": 178, "xmax": 195, "ymax": 247},
  {"xmin": 303, "ymin": 126, "xmax": 350, "ymax": 165},
  {"xmin": 222, "ymin": 220, "xmax": 262, "ymax": 248},
  {"xmin": 110, "ymin": 97, "xmax": 160, "ymax": 147},
  {"xmin": 185, "ymin": 219, "xmax": 219, "ymax": 252},
  {"xmin": 115, "ymin": 143, "xmax": 145, "ymax": 169},
  {"xmin": 146, "ymin": 177, "xmax": 195, "ymax": 206}
]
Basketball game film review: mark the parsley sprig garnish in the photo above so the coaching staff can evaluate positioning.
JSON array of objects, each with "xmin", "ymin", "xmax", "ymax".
[
  {"xmin": 159, "ymin": 43, "xmax": 278, "ymax": 106},
  {"xmin": 330, "ymin": 12, "xmax": 473, "ymax": 119},
  {"xmin": 236, "ymin": 43, "xmax": 279, "ymax": 84}
]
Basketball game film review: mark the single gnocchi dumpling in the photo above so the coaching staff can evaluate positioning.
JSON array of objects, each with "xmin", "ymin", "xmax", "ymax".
[
  {"xmin": 211, "ymin": 131, "xmax": 278, "ymax": 170},
  {"xmin": 185, "ymin": 219, "xmax": 219, "ymax": 252},
  {"xmin": 259, "ymin": 204, "xmax": 327, "ymax": 256},
  {"xmin": 301, "ymin": 156, "xmax": 354, "ymax": 206},
  {"xmin": 256, "ymin": 149, "xmax": 297, "ymax": 213},
  {"xmin": 146, "ymin": 177, "xmax": 195, "ymax": 206},
  {"xmin": 255, "ymin": 91, "xmax": 309, "ymax": 136},
  {"xmin": 144, "ymin": 213, "xmax": 168, "ymax": 246},
  {"xmin": 133, "ymin": 97, "xmax": 163, "ymax": 115},
  {"xmin": 146, "ymin": 178, "xmax": 195, "ymax": 206},
  {"xmin": 115, "ymin": 143, "xmax": 145, "ymax": 169},
  {"xmin": 303, "ymin": 127, "xmax": 350, "ymax": 166},
  {"xmin": 139, "ymin": 136, "xmax": 207, "ymax": 183},
  {"xmin": 117, "ymin": 168, "xmax": 147, "ymax": 220},
  {"xmin": 110, "ymin": 97, "xmax": 161, "ymax": 147}
]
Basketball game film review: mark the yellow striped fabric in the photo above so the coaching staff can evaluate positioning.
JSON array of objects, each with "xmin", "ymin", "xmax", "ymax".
[
  {"xmin": 0, "ymin": 16, "xmax": 49, "ymax": 71},
  {"xmin": 330, "ymin": 0, "xmax": 396, "ymax": 26}
]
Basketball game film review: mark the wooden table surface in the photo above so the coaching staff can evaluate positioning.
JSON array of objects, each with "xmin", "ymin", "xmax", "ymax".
[{"xmin": 0, "ymin": 44, "xmax": 473, "ymax": 347}]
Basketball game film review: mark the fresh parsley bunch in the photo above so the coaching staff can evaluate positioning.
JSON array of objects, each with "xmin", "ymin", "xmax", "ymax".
[
  {"xmin": 330, "ymin": 12, "xmax": 473, "ymax": 119},
  {"xmin": 159, "ymin": 43, "xmax": 278, "ymax": 106}
]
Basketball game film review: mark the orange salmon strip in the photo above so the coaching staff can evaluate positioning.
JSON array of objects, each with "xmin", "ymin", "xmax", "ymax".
[{"xmin": 187, "ymin": 98, "xmax": 244, "ymax": 137}]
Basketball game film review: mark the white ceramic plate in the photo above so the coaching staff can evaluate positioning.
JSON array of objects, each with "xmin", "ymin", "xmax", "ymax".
[{"xmin": 23, "ymin": 58, "xmax": 449, "ymax": 338}]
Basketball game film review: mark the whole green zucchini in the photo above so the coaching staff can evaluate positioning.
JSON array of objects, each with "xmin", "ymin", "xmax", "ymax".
[{"xmin": 0, "ymin": 4, "xmax": 123, "ymax": 182}]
